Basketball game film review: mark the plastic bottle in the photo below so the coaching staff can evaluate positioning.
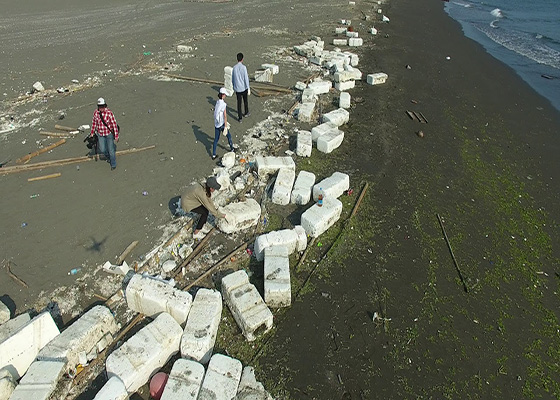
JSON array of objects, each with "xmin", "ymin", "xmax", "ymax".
[
  {"xmin": 318, "ymin": 187, "xmax": 324, "ymax": 207},
  {"xmin": 30, "ymin": 194, "xmax": 39, "ymax": 199},
  {"xmin": 69, "ymin": 268, "xmax": 81, "ymax": 275}
]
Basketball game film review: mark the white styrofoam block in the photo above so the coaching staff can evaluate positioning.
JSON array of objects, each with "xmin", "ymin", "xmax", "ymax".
[
  {"xmin": 37, "ymin": 305, "xmax": 118, "ymax": 371},
  {"xmin": 367, "ymin": 72, "xmax": 388, "ymax": 85},
  {"xmin": 349, "ymin": 37, "xmax": 363, "ymax": 47},
  {"xmin": 296, "ymin": 130, "xmax": 312, "ymax": 158},
  {"xmin": 177, "ymin": 45, "xmax": 193, "ymax": 53},
  {"xmin": 222, "ymin": 152, "xmax": 235, "ymax": 169},
  {"xmin": 345, "ymin": 52, "xmax": 359, "ymax": 66},
  {"xmin": 333, "ymin": 71, "xmax": 354, "ymax": 83},
  {"xmin": 254, "ymin": 69, "xmax": 273, "ymax": 83},
  {"xmin": 317, "ymin": 129, "xmax": 345, "ymax": 153},
  {"xmin": 313, "ymin": 172, "xmax": 350, "ymax": 201},
  {"xmin": 344, "ymin": 67, "xmax": 362, "ymax": 80},
  {"xmin": 8, "ymin": 360, "xmax": 65, "ymax": 400},
  {"xmin": 106, "ymin": 313, "xmax": 182, "ymax": 394},
  {"xmin": 296, "ymin": 102, "xmax": 315, "ymax": 123},
  {"xmin": 0, "ymin": 367, "xmax": 16, "ymax": 400},
  {"xmin": 236, "ymin": 366, "xmax": 272, "ymax": 399},
  {"xmin": 254, "ymin": 229, "xmax": 302, "ymax": 261},
  {"xmin": 322, "ymin": 108, "xmax": 350, "ymax": 126},
  {"xmin": 339, "ymin": 92, "xmax": 351, "ymax": 108},
  {"xmin": 311, "ymin": 122, "xmax": 338, "ymax": 142},
  {"xmin": 293, "ymin": 225, "xmax": 308, "ymax": 252},
  {"xmin": 255, "ymin": 156, "xmax": 295, "ymax": 177},
  {"xmin": 125, "ymin": 274, "xmax": 193, "ymax": 326},
  {"xmin": 264, "ymin": 246, "xmax": 291, "ymax": 308},
  {"xmin": 335, "ymin": 27, "xmax": 347, "ymax": 34},
  {"xmin": 370, "ymin": 27, "xmax": 378, "ymax": 35},
  {"xmin": 301, "ymin": 88, "xmax": 317, "ymax": 103},
  {"xmin": 291, "ymin": 171, "xmax": 316, "ymax": 205},
  {"xmin": 261, "ymin": 63, "xmax": 279, "ymax": 74},
  {"xmin": 0, "ymin": 301, "xmax": 9, "ymax": 325},
  {"xmin": 295, "ymin": 81, "xmax": 307, "ymax": 91},
  {"xmin": 345, "ymin": 31, "xmax": 359, "ymax": 38},
  {"xmin": 223, "ymin": 66, "xmax": 234, "ymax": 97},
  {"xmin": 335, "ymin": 80, "xmax": 356, "ymax": 91},
  {"xmin": 307, "ymin": 80, "xmax": 332, "ymax": 96},
  {"xmin": 301, "ymin": 198, "xmax": 343, "ymax": 238},
  {"xmin": 221, "ymin": 271, "xmax": 273, "ymax": 342},
  {"xmin": 0, "ymin": 311, "xmax": 59, "ymax": 380},
  {"xmin": 0, "ymin": 313, "xmax": 30, "ymax": 344},
  {"xmin": 181, "ymin": 289, "xmax": 222, "ymax": 364},
  {"xmin": 161, "ymin": 359, "xmax": 205, "ymax": 400},
  {"xmin": 199, "ymin": 354, "xmax": 242, "ymax": 400},
  {"xmin": 217, "ymin": 198, "xmax": 261, "ymax": 234},
  {"xmin": 271, "ymin": 168, "xmax": 296, "ymax": 206},
  {"xmin": 333, "ymin": 38, "xmax": 348, "ymax": 46},
  {"xmin": 93, "ymin": 376, "xmax": 129, "ymax": 400}
]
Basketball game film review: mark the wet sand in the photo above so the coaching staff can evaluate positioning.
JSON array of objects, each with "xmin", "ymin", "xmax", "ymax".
[{"xmin": 1, "ymin": 0, "xmax": 560, "ymax": 398}]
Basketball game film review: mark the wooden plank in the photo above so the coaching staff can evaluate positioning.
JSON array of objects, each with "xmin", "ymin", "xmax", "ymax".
[
  {"xmin": 418, "ymin": 111, "xmax": 428, "ymax": 124},
  {"xmin": 28, "ymin": 172, "xmax": 61, "ymax": 182},
  {"xmin": 39, "ymin": 132, "xmax": 76, "ymax": 138},
  {"xmin": 406, "ymin": 110, "xmax": 418, "ymax": 121},
  {"xmin": 54, "ymin": 124, "xmax": 76, "ymax": 132},
  {"xmin": 17, "ymin": 139, "xmax": 66, "ymax": 164}
]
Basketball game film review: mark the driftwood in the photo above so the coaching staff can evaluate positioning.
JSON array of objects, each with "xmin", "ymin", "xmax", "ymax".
[
  {"xmin": 27, "ymin": 173, "xmax": 62, "ymax": 182},
  {"xmin": 17, "ymin": 139, "xmax": 66, "ymax": 164},
  {"xmin": 116, "ymin": 241, "xmax": 139, "ymax": 265},
  {"xmin": 165, "ymin": 73, "xmax": 291, "ymax": 93},
  {"xmin": 4, "ymin": 260, "xmax": 28, "ymax": 288},
  {"xmin": 437, "ymin": 214, "xmax": 469, "ymax": 293},
  {"xmin": 39, "ymin": 132, "xmax": 76, "ymax": 138},
  {"xmin": 54, "ymin": 124, "xmax": 76, "ymax": 132},
  {"xmin": 0, "ymin": 145, "xmax": 156, "ymax": 175}
]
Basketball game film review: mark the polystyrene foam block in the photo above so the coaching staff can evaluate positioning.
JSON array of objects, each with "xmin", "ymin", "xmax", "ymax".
[
  {"xmin": 161, "ymin": 359, "xmax": 205, "ymax": 400},
  {"xmin": 317, "ymin": 129, "xmax": 345, "ymax": 153},
  {"xmin": 313, "ymin": 172, "xmax": 350, "ymax": 201},
  {"xmin": 296, "ymin": 102, "xmax": 315, "ymax": 122},
  {"xmin": 311, "ymin": 122, "xmax": 338, "ymax": 142},
  {"xmin": 307, "ymin": 80, "xmax": 332, "ymax": 96},
  {"xmin": 255, "ymin": 156, "xmax": 295, "ymax": 177},
  {"xmin": 271, "ymin": 168, "xmax": 296, "ymax": 206},
  {"xmin": 301, "ymin": 198, "xmax": 343, "ymax": 238},
  {"xmin": 296, "ymin": 130, "xmax": 312, "ymax": 157},
  {"xmin": 335, "ymin": 80, "xmax": 356, "ymax": 91},
  {"xmin": 339, "ymin": 92, "xmax": 351, "ymax": 108},
  {"xmin": 367, "ymin": 72, "xmax": 388, "ymax": 85},
  {"xmin": 93, "ymin": 376, "xmax": 128, "ymax": 400},
  {"xmin": 322, "ymin": 108, "xmax": 350, "ymax": 126},
  {"xmin": 254, "ymin": 229, "xmax": 302, "ymax": 261},
  {"xmin": 198, "ymin": 354, "xmax": 242, "ymax": 400},
  {"xmin": 217, "ymin": 198, "xmax": 261, "ymax": 234},
  {"xmin": 264, "ymin": 246, "xmax": 291, "ymax": 308},
  {"xmin": 291, "ymin": 170, "xmax": 316, "ymax": 205},
  {"xmin": 8, "ymin": 360, "xmax": 65, "ymax": 400}
]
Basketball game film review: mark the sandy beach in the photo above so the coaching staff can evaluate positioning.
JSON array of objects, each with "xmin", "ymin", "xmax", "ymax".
[{"xmin": 1, "ymin": 0, "xmax": 560, "ymax": 398}]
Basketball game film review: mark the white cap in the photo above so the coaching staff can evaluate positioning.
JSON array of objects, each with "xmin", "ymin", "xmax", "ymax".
[
  {"xmin": 97, "ymin": 97, "xmax": 106, "ymax": 106},
  {"xmin": 219, "ymin": 87, "xmax": 227, "ymax": 95}
]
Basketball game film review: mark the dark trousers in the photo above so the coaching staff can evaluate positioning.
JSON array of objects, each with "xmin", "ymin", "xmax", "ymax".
[
  {"xmin": 235, "ymin": 89, "xmax": 249, "ymax": 120},
  {"xmin": 190, "ymin": 205, "xmax": 209, "ymax": 230}
]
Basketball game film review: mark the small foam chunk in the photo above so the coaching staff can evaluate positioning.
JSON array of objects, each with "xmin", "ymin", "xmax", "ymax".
[
  {"xmin": 125, "ymin": 274, "xmax": 192, "ymax": 325},
  {"xmin": 235, "ymin": 366, "xmax": 273, "ymax": 400},
  {"xmin": 264, "ymin": 246, "xmax": 291, "ymax": 308},
  {"xmin": 271, "ymin": 168, "xmax": 296, "ymax": 206},
  {"xmin": 106, "ymin": 313, "xmax": 182, "ymax": 394},
  {"xmin": 313, "ymin": 172, "xmax": 350, "ymax": 201},
  {"xmin": 291, "ymin": 171, "xmax": 316, "ymax": 205},
  {"xmin": 181, "ymin": 289, "xmax": 222, "ymax": 364},
  {"xmin": 161, "ymin": 359, "xmax": 205, "ymax": 400},
  {"xmin": 296, "ymin": 130, "xmax": 312, "ymax": 157},
  {"xmin": 199, "ymin": 354, "xmax": 242, "ymax": 399},
  {"xmin": 322, "ymin": 108, "xmax": 350, "ymax": 126},
  {"xmin": 301, "ymin": 198, "xmax": 343, "ymax": 237},
  {"xmin": 221, "ymin": 271, "xmax": 273, "ymax": 341},
  {"xmin": 222, "ymin": 152, "xmax": 235, "ymax": 169},
  {"xmin": 217, "ymin": 198, "xmax": 261, "ymax": 234}
]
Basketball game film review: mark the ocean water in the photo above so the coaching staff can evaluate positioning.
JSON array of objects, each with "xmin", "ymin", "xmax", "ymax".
[{"xmin": 445, "ymin": 0, "xmax": 560, "ymax": 112}]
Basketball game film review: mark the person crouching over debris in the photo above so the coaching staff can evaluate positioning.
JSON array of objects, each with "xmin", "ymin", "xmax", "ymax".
[
  {"xmin": 90, "ymin": 97, "xmax": 119, "ymax": 170},
  {"xmin": 179, "ymin": 176, "xmax": 227, "ymax": 239}
]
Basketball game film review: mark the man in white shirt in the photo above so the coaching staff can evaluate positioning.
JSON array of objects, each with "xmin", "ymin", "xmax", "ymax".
[
  {"xmin": 212, "ymin": 87, "xmax": 235, "ymax": 160},
  {"xmin": 232, "ymin": 52, "xmax": 250, "ymax": 122}
]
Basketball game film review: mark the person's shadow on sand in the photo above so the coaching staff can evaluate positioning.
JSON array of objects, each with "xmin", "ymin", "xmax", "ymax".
[{"xmin": 192, "ymin": 124, "xmax": 213, "ymax": 157}]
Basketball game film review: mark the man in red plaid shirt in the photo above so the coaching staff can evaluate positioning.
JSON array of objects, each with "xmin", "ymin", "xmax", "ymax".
[{"xmin": 90, "ymin": 97, "xmax": 119, "ymax": 170}]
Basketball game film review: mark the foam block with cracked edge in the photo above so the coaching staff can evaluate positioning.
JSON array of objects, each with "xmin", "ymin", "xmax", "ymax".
[
  {"xmin": 313, "ymin": 172, "xmax": 350, "ymax": 201},
  {"xmin": 161, "ymin": 358, "xmax": 205, "ymax": 400},
  {"xmin": 37, "ymin": 305, "xmax": 118, "ymax": 371},
  {"xmin": 125, "ymin": 274, "xmax": 192, "ymax": 326},
  {"xmin": 254, "ymin": 156, "xmax": 295, "ymax": 177},
  {"xmin": 235, "ymin": 366, "xmax": 273, "ymax": 400},
  {"xmin": 93, "ymin": 376, "xmax": 129, "ymax": 400},
  {"xmin": 254, "ymin": 228, "xmax": 301, "ymax": 261},
  {"xmin": 261, "ymin": 63, "xmax": 279, "ymax": 74},
  {"xmin": 264, "ymin": 246, "xmax": 291, "ymax": 308},
  {"xmin": 0, "ymin": 313, "xmax": 30, "ymax": 344},
  {"xmin": 335, "ymin": 80, "xmax": 356, "ymax": 91},
  {"xmin": 198, "ymin": 354, "xmax": 242, "ymax": 400},
  {"xmin": 271, "ymin": 168, "xmax": 296, "ymax": 206},
  {"xmin": 293, "ymin": 225, "xmax": 308, "ymax": 252},
  {"xmin": 317, "ymin": 129, "xmax": 345, "ymax": 153},
  {"xmin": 367, "ymin": 72, "xmax": 388, "ymax": 85},
  {"xmin": 0, "ymin": 367, "xmax": 16, "ymax": 400},
  {"xmin": 296, "ymin": 130, "xmax": 312, "ymax": 158},
  {"xmin": 301, "ymin": 198, "xmax": 343, "ymax": 238},
  {"xmin": 339, "ymin": 92, "xmax": 351, "ymax": 109},
  {"xmin": 291, "ymin": 171, "xmax": 316, "ymax": 205},
  {"xmin": 0, "ymin": 311, "xmax": 59, "ymax": 380},
  {"xmin": 8, "ymin": 360, "xmax": 65, "ymax": 400},
  {"xmin": 296, "ymin": 102, "xmax": 315, "ymax": 122},
  {"xmin": 307, "ymin": 80, "xmax": 332, "ymax": 96},
  {"xmin": 221, "ymin": 270, "xmax": 273, "ymax": 342},
  {"xmin": 322, "ymin": 108, "xmax": 350, "ymax": 126},
  {"xmin": 0, "ymin": 300, "xmax": 9, "ymax": 324},
  {"xmin": 217, "ymin": 198, "xmax": 261, "ymax": 234},
  {"xmin": 180, "ymin": 289, "xmax": 222, "ymax": 364},
  {"xmin": 311, "ymin": 122, "xmax": 338, "ymax": 142},
  {"xmin": 106, "ymin": 313, "xmax": 182, "ymax": 394},
  {"xmin": 301, "ymin": 88, "xmax": 317, "ymax": 103}
]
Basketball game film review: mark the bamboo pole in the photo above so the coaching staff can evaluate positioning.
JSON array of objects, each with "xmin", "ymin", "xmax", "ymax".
[
  {"xmin": 437, "ymin": 214, "xmax": 469, "ymax": 293},
  {"xmin": 27, "ymin": 173, "xmax": 61, "ymax": 182},
  {"xmin": 1, "ymin": 145, "xmax": 156, "ymax": 175},
  {"xmin": 39, "ymin": 132, "xmax": 76, "ymax": 138},
  {"xmin": 17, "ymin": 139, "xmax": 66, "ymax": 164},
  {"xmin": 54, "ymin": 124, "xmax": 76, "ymax": 132}
]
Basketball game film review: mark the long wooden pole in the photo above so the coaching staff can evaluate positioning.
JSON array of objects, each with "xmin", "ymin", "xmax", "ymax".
[
  {"xmin": 437, "ymin": 213, "xmax": 469, "ymax": 293},
  {"xmin": 1, "ymin": 145, "xmax": 156, "ymax": 175},
  {"xmin": 116, "ymin": 241, "xmax": 139, "ymax": 265},
  {"xmin": 16, "ymin": 139, "xmax": 66, "ymax": 164},
  {"xmin": 54, "ymin": 124, "xmax": 76, "ymax": 132},
  {"xmin": 28, "ymin": 173, "xmax": 61, "ymax": 182},
  {"xmin": 39, "ymin": 132, "xmax": 76, "ymax": 138}
]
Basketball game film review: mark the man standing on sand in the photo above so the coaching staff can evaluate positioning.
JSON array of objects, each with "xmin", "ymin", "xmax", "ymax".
[
  {"xmin": 212, "ymin": 87, "xmax": 236, "ymax": 160},
  {"xmin": 90, "ymin": 97, "xmax": 119, "ymax": 170},
  {"xmin": 232, "ymin": 52, "xmax": 250, "ymax": 122}
]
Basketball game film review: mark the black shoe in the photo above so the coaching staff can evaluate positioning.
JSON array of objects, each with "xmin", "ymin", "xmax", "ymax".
[
  {"xmin": 212, "ymin": 155, "xmax": 218, "ymax": 160},
  {"xmin": 111, "ymin": 166, "xmax": 116, "ymax": 170},
  {"xmin": 238, "ymin": 117, "xmax": 242, "ymax": 123}
]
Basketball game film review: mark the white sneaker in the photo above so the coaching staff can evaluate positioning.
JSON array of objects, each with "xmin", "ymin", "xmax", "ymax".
[{"xmin": 193, "ymin": 231, "xmax": 204, "ymax": 240}]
